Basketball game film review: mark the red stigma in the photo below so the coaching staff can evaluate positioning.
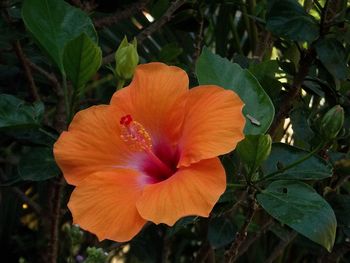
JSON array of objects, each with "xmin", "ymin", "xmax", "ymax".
[{"xmin": 120, "ymin": 114, "xmax": 133, "ymax": 125}]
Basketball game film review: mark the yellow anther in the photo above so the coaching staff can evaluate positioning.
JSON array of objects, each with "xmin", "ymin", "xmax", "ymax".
[{"xmin": 120, "ymin": 120, "xmax": 152, "ymax": 151}]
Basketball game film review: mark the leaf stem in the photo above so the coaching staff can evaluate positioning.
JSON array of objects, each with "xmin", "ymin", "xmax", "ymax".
[{"xmin": 255, "ymin": 143, "xmax": 324, "ymax": 183}]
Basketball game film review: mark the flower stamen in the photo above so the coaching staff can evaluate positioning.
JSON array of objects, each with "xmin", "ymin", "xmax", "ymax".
[
  {"xmin": 120, "ymin": 115, "xmax": 174, "ymax": 178},
  {"xmin": 120, "ymin": 115, "xmax": 152, "ymax": 151}
]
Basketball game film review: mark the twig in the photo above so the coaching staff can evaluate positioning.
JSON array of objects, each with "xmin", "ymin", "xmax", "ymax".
[
  {"xmin": 47, "ymin": 177, "xmax": 65, "ymax": 263},
  {"xmin": 0, "ymin": 171, "xmax": 42, "ymax": 215},
  {"xmin": 28, "ymin": 59, "xmax": 66, "ymax": 133},
  {"xmin": 264, "ymin": 231, "xmax": 298, "ymax": 263},
  {"xmin": 70, "ymin": 0, "xmax": 84, "ymax": 9},
  {"xmin": 137, "ymin": 0, "xmax": 185, "ymax": 43},
  {"xmin": 11, "ymin": 187, "xmax": 42, "ymax": 215},
  {"xmin": 192, "ymin": 14, "xmax": 205, "ymax": 65},
  {"xmin": 194, "ymin": 241, "xmax": 212, "ymax": 263},
  {"xmin": 236, "ymin": 218, "xmax": 274, "ymax": 259},
  {"xmin": 102, "ymin": 0, "xmax": 186, "ymax": 65},
  {"xmin": 222, "ymin": 190, "xmax": 248, "ymax": 217},
  {"xmin": 27, "ymin": 61, "xmax": 61, "ymax": 93},
  {"xmin": 225, "ymin": 192, "xmax": 258, "ymax": 263},
  {"xmin": 268, "ymin": 0, "xmax": 340, "ymax": 137},
  {"xmin": 268, "ymin": 48, "xmax": 315, "ymax": 136},
  {"xmin": 12, "ymin": 41, "xmax": 40, "ymax": 101},
  {"xmin": 318, "ymin": 242, "xmax": 350, "ymax": 262},
  {"xmin": 161, "ymin": 228, "xmax": 170, "ymax": 263},
  {"xmin": 94, "ymin": 0, "xmax": 149, "ymax": 28},
  {"xmin": 331, "ymin": 174, "xmax": 350, "ymax": 191}
]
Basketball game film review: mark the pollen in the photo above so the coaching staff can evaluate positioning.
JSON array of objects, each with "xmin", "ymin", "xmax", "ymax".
[{"xmin": 120, "ymin": 115, "xmax": 152, "ymax": 151}]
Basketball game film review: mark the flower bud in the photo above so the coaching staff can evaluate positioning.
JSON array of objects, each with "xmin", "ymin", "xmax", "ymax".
[
  {"xmin": 236, "ymin": 134, "xmax": 272, "ymax": 174},
  {"xmin": 320, "ymin": 105, "xmax": 344, "ymax": 140},
  {"xmin": 115, "ymin": 37, "xmax": 139, "ymax": 80}
]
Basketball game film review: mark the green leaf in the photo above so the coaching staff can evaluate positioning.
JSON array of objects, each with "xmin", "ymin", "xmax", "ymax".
[
  {"xmin": 166, "ymin": 216, "xmax": 197, "ymax": 238},
  {"xmin": 261, "ymin": 143, "xmax": 332, "ymax": 180},
  {"xmin": 257, "ymin": 180, "xmax": 337, "ymax": 252},
  {"xmin": 0, "ymin": 94, "xmax": 44, "ymax": 130},
  {"xmin": 150, "ymin": 0, "xmax": 170, "ymax": 19},
  {"xmin": 158, "ymin": 43, "xmax": 183, "ymax": 62},
  {"xmin": 208, "ymin": 216, "xmax": 236, "ymax": 248},
  {"xmin": 315, "ymin": 38, "xmax": 348, "ymax": 80},
  {"xmin": 249, "ymin": 60, "xmax": 283, "ymax": 98},
  {"xmin": 63, "ymin": 33, "xmax": 102, "ymax": 94},
  {"xmin": 4, "ymin": 128, "xmax": 56, "ymax": 146},
  {"xmin": 266, "ymin": 0, "xmax": 319, "ymax": 42},
  {"xmin": 237, "ymin": 134, "xmax": 272, "ymax": 173},
  {"xmin": 290, "ymin": 107, "xmax": 315, "ymax": 148},
  {"xmin": 18, "ymin": 147, "xmax": 60, "ymax": 181},
  {"xmin": 22, "ymin": 0, "xmax": 97, "ymax": 72},
  {"xmin": 196, "ymin": 47, "xmax": 275, "ymax": 135}
]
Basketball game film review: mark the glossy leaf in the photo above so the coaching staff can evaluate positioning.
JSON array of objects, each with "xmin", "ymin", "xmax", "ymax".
[
  {"xmin": 208, "ymin": 217, "xmax": 236, "ymax": 248},
  {"xmin": 18, "ymin": 147, "xmax": 59, "ymax": 181},
  {"xmin": 237, "ymin": 134, "xmax": 272, "ymax": 173},
  {"xmin": 63, "ymin": 33, "xmax": 102, "ymax": 94},
  {"xmin": 261, "ymin": 143, "xmax": 332, "ymax": 180},
  {"xmin": 0, "ymin": 94, "xmax": 44, "ymax": 130},
  {"xmin": 315, "ymin": 38, "xmax": 348, "ymax": 80},
  {"xmin": 257, "ymin": 180, "xmax": 337, "ymax": 252},
  {"xmin": 266, "ymin": 0, "xmax": 319, "ymax": 42},
  {"xmin": 22, "ymin": 0, "xmax": 97, "ymax": 71},
  {"xmin": 196, "ymin": 47, "xmax": 275, "ymax": 135},
  {"xmin": 249, "ymin": 60, "xmax": 282, "ymax": 98},
  {"xmin": 290, "ymin": 107, "xmax": 315, "ymax": 148}
]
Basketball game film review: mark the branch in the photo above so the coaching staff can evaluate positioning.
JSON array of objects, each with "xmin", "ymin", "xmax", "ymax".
[
  {"xmin": 102, "ymin": 0, "xmax": 186, "ymax": 65},
  {"xmin": 192, "ymin": 14, "xmax": 204, "ymax": 67},
  {"xmin": 319, "ymin": 242, "xmax": 350, "ymax": 262},
  {"xmin": 236, "ymin": 218, "xmax": 274, "ymax": 259},
  {"xmin": 225, "ymin": 192, "xmax": 258, "ymax": 263},
  {"xmin": 27, "ymin": 61, "xmax": 61, "ymax": 94},
  {"xmin": 0, "ymin": 170, "xmax": 42, "ymax": 215},
  {"xmin": 268, "ymin": 0, "xmax": 338, "ymax": 137},
  {"xmin": 194, "ymin": 241, "xmax": 212, "ymax": 263},
  {"xmin": 12, "ymin": 186, "xmax": 42, "ymax": 215},
  {"xmin": 46, "ymin": 177, "xmax": 65, "ymax": 263},
  {"xmin": 12, "ymin": 41, "xmax": 40, "ymax": 101},
  {"xmin": 268, "ymin": 48, "xmax": 315, "ymax": 136},
  {"xmin": 265, "ymin": 231, "xmax": 298, "ymax": 263},
  {"xmin": 94, "ymin": 0, "xmax": 149, "ymax": 29},
  {"xmin": 27, "ymin": 60, "xmax": 66, "ymax": 132},
  {"xmin": 137, "ymin": 0, "xmax": 185, "ymax": 43}
]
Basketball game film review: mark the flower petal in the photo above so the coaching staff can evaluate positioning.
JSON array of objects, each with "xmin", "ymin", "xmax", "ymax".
[
  {"xmin": 68, "ymin": 169, "xmax": 146, "ymax": 242},
  {"xmin": 111, "ymin": 62, "xmax": 188, "ymax": 144},
  {"xmin": 54, "ymin": 105, "xmax": 134, "ymax": 186},
  {"xmin": 136, "ymin": 158, "xmax": 226, "ymax": 226},
  {"xmin": 178, "ymin": 85, "xmax": 245, "ymax": 167}
]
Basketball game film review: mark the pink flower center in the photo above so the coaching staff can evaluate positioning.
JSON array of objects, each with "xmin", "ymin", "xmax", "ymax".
[{"xmin": 120, "ymin": 115, "xmax": 179, "ymax": 183}]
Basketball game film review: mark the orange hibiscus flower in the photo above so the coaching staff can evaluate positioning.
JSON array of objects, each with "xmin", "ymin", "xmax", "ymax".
[{"xmin": 54, "ymin": 63, "xmax": 245, "ymax": 242}]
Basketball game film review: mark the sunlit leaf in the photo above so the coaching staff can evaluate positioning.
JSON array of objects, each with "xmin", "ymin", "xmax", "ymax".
[
  {"xmin": 196, "ymin": 47, "xmax": 275, "ymax": 135},
  {"xmin": 266, "ymin": 0, "xmax": 319, "ymax": 42}
]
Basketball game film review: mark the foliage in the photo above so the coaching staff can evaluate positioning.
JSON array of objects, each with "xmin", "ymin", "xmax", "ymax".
[{"xmin": 1, "ymin": 0, "xmax": 350, "ymax": 262}]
